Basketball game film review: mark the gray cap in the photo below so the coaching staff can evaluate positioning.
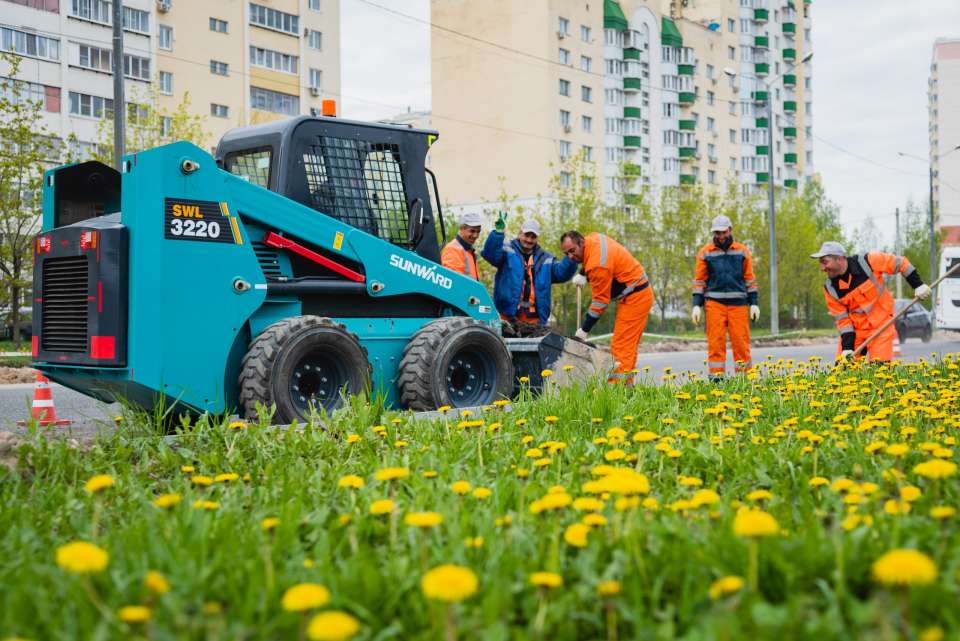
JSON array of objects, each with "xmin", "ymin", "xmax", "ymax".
[
  {"xmin": 520, "ymin": 219, "xmax": 541, "ymax": 236},
  {"xmin": 458, "ymin": 211, "xmax": 482, "ymax": 227},
  {"xmin": 810, "ymin": 241, "xmax": 846, "ymax": 258},
  {"xmin": 711, "ymin": 215, "xmax": 733, "ymax": 232}
]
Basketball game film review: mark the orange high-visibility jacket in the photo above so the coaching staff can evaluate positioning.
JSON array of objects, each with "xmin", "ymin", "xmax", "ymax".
[
  {"xmin": 582, "ymin": 233, "xmax": 649, "ymax": 325},
  {"xmin": 441, "ymin": 236, "xmax": 479, "ymax": 280},
  {"xmin": 823, "ymin": 252, "xmax": 918, "ymax": 349}
]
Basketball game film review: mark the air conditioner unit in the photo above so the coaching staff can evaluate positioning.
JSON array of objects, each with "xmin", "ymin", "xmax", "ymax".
[
  {"xmin": 157, "ymin": 0, "xmax": 171, "ymax": 12},
  {"xmin": 309, "ymin": 86, "xmax": 320, "ymax": 96},
  {"xmin": 563, "ymin": 124, "xmax": 572, "ymax": 133}
]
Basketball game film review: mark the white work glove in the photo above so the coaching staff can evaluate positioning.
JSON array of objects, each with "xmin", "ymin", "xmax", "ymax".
[
  {"xmin": 574, "ymin": 329, "xmax": 589, "ymax": 340},
  {"xmin": 572, "ymin": 273, "xmax": 587, "ymax": 288},
  {"xmin": 838, "ymin": 350, "xmax": 854, "ymax": 362},
  {"xmin": 915, "ymin": 284, "xmax": 931, "ymax": 300},
  {"xmin": 749, "ymin": 305, "xmax": 760, "ymax": 321},
  {"xmin": 691, "ymin": 305, "xmax": 702, "ymax": 324}
]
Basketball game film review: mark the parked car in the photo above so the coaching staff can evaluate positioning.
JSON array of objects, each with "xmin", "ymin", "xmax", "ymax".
[{"xmin": 894, "ymin": 299, "xmax": 933, "ymax": 343}]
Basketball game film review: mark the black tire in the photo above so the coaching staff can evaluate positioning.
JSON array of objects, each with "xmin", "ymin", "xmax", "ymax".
[
  {"xmin": 896, "ymin": 324, "xmax": 907, "ymax": 343},
  {"xmin": 922, "ymin": 325, "xmax": 933, "ymax": 343},
  {"xmin": 398, "ymin": 317, "xmax": 514, "ymax": 411},
  {"xmin": 238, "ymin": 316, "xmax": 370, "ymax": 423}
]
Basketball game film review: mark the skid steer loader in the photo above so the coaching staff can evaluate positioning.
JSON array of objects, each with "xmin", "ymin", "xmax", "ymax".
[{"xmin": 30, "ymin": 113, "xmax": 611, "ymax": 423}]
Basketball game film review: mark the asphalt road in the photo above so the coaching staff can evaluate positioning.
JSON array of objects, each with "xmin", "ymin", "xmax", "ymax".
[{"xmin": 2, "ymin": 335, "xmax": 958, "ymax": 440}]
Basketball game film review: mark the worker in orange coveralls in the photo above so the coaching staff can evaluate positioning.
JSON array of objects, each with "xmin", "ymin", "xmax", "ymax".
[
  {"xmin": 441, "ymin": 211, "xmax": 482, "ymax": 279},
  {"xmin": 811, "ymin": 241, "xmax": 930, "ymax": 362},
  {"xmin": 691, "ymin": 215, "xmax": 760, "ymax": 379},
  {"xmin": 560, "ymin": 230, "xmax": 653, "ymax": 384}
]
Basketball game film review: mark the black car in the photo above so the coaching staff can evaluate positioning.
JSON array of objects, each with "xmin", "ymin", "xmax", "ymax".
[{"xmin": 894, "ymin": 299, "xmax": 933, "ymax": 343}]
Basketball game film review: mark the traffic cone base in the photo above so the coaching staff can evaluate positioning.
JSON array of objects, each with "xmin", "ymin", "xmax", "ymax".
[
  {"xmin": 17, "ymin": 372, "xmax": 72, "ymax": 427},
  {"xmin": 893, "ymin": 335, "xmax": 903, "ymax": 358}
]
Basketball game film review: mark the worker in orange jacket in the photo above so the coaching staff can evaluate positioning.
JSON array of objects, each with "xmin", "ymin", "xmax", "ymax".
[
  {"xmin": 441, "ymin": 211, "xmax": 482, "ymax": 279},
  {"xmin": 560, "ymin": 230, "xmax": 653, "ymax": 383},
  {"xmin": 691, "ymin": 215, "xmax": 760, "ymax": 378},
  {"xmin": 811, "ymin": 241, "xmax": 931, "ymax": 361}
]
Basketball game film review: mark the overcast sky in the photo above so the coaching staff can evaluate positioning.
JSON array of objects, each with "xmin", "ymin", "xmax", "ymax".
[{"xmin": 341, "ymin": 0, "xmax": 960, "ymax": 243}]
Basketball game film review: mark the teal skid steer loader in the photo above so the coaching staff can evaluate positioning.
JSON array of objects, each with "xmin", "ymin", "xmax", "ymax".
[{"xmin": 30, "ymin": 115, "xmax": 611, "ymax": 422}]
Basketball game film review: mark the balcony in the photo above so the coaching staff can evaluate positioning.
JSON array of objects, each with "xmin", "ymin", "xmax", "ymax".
[
  {"xmin": 783, "ymin": 22, "xmax": 796, "ymax": 34},
  {"xmin": 756, "ymin": 172, "xmax": 769, "ymax": 183},
  {"xmin": 783, "ymin": 48, "xmax": 797, "ymax": 61},
  {"xmin": 756, "ymin": 117, "xmax": 769, "ymax": 128},
  {"xmin": 784, "ymin": 178, "xmax": 799, "ymax": 189},
  {"xmin": 752, "ymin": 90, "xmax": 769, "ymax": 102},
  {"xmin": 755, "ymin": 62, "xmax": 770, "ymax": 75},
  {"xmin": 754, "ymin": 8, "xmax": 769, "ymax": 21},
  {"xmin": 624, "ymin": 135, "xmax": 642, "ymax": 148},
  {"xmin": 624, "ymin": 77, "xmax": 642, "ymax": 91},
  {"xmin": 623, "ymin": 47, "xmax": 641, "ymax": 60},
  {"xmin": 783, "ymin": 100, "xmax": 797, "ymax": 112},
  {"xmin": 679, "ymin": 147, "xmax": 697, "ymax": 159},
  {"xmin": 623, "ymin": 106, "xmax": 642, "ymax": 119},
  {"xmin": 679, "ymin": 91, "xmax": 696, "ymax": 105},
  {"xmin": 756, "ymin": 145, "xmax": 769, "ymax": 156},
  {"xmin": 784, "ymin": 126, "xmax": 797, "ymax": 139},
  {"xmin": 679, "ymin": 119, "xmax": 696, "ymax": 131},
  {"xmin": 679, "ymin": 174, "xmax": 696, "ymax": 185},
  {"xmin": 755, "ymin": 35, "xmax": 769, "ymax": 48},
  {"xmin": 678, "ymin": 64, "xmax": 695, "ymax": 76},
  {"xmin": 783, "ymin": 73, "xmax": 797, "ymax": 86},
  {"xmin": 624, "ymin": 163, "xmax": 642, "ymax": 177},
  {"xmin": 785, "ymin": 152, "xmax": 798, "ymax": 164}
]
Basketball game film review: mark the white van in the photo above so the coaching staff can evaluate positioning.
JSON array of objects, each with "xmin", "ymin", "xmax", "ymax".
[{"xmin": 935, "ymin": 246, "xmax": 960, "ymax": 331}]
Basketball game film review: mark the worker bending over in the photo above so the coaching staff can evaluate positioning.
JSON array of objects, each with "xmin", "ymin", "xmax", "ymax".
[
  {"xmin": 482, "ymin": 213, "xmax": 577, "ymax": 330},
  {"xmin": 441, "ymin": 212, "xmax": 482, "ymax": 279},
  {"xmin": 691, "ymin": 215, "xmax": 760, "ymax": 379},
  {"xmin": 811, "ymin": 241, "xmax": 930, "ymax": 361},
  {"xmin": 560, "ymin": 230, "xmax": 653, "ymax": 383}
]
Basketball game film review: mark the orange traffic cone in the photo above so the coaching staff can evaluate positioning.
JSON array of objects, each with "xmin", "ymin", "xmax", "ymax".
[
  {"xmin": 893, "ymin": 335, "xmax": 903, "ymax": 358},
  {"xmin": 18, "ymin": 372, "xmax": 72, "ymax": 426}
]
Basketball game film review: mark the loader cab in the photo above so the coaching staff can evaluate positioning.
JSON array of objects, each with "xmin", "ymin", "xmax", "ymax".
[{"xmin": 216, "ymin": 115, "xmax": 445, "ymax": 263}]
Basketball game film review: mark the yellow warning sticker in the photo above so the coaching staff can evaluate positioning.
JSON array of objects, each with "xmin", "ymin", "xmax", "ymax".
[{"xmin": 333, "ymin": 231, "xmax": 344, "ymax": 251}]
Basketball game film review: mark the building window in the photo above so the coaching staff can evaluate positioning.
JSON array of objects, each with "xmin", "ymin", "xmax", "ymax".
[
  {"xmin": 559, "ymin": 109, "xmax": 570, "ymax": 128},
  {"xmin": 308, "ymin": 30, "xmax": 322, "ymax": 50},
  {"xmin": 728, "ymin": 46, "xmax": 735, "ymax": 60},
  {"xmin": 582, "ymin": 175, "xmax": 593, "ymax": 189},
  {"xmin": 68, "ymin": 91, "xmax": 112, "ymax": 118},
  {"xmin": 560, "ymin": 170, "xmax": 572, "ymax": 187},
  {"xmin": 804, "ymin": 77, "xmax": 812, "ymax": 90},
  {"xmin": 706, "ymin": 91, "xmax": 715, "ymax": 105},
  {"xmin": 76, "ymin": 44, "xmax": 111, "ymax": 71},
  {"xmin": 559, "ymin": 79, "xmax": 570, "ymax": 97},
  {"xmin": 0, "ymin": 77, "xmax": 59, "ymax": 113},
  {"xmin": 249, "ymin": 46, "xmax": 299, "ymax": 74},
  {"xmin": 582, "ymin": 115, "xmax": 592, "ymax": 132},
  {"xmin": 250, "ymin": 85, "xmax": 299, "ymax": 115},
  {"xmin": 249, "ymin": 2, "xmax": 299, "ymax": 35},
  {"xmin": 309, "ymin": 68, "xmax": 322, "ymax": 89},
  {"xmin": 706, "ymin": 64, "xmax": 714, "ymax": 79},
  {"xmin": 159, "ymin": 71, "xmax": 172, "ymax": 95},
  {"xmin": 729, "ymin": 101, "xmax": 736, "ymax": 115},
  {"xmin": 124, "ymin": 54, "xmax": 150, "ymax": 80},
  {"xmin": 559, "ymin": 140, "xmax": 572, "ymax": 160},
  {"xmin": 708, "ymin": 143, "xmax": 716, "ymax": 157},
  {"xmin": 209, "ymin": 17, "xmax": 228, "ymax": 33},
  {"xmin": 0, "ymin": 26, "xmax": 60, "ymax": 61},
  {"xmin": 123, "ymin": 7, "xmax": 150, "ymax": 33},
  {"xmin": 309, "ymin": 0, "xmax": 321, "ymax": 10},
  {"xmin": 69, "ymin": 0, "xmax": 110, "ymax": 25},
  {"xmin": 727, "ymin": 18, "xmax": 735, "ymax": 32},
  {"xmin": 158, "ymin": 25, "xmax": 173, "ymax": 50},
  {"xmin": 558, "ymin": 17, "xmax": 569, "ymax": 36},
  {"xmin": 580, "ymin": 55, "xmax": 592, "ymax": 72},
  {"xmin": 706, "ymin": 116, "xmax": 715, "ymax": 131},
  {"xmin": 210, "ymin": 60, "xmax": 229, "ymax": 76},
  {"xmin": 210, "ymin": 103, "xmax": 229, "ymax": 118},
  {"xmin": 580, "ymin": 25, "xmax": 591, "ymax": 42},
  {"xmin": 160, "ymin": 116, "xmax": 172, "ymax": 137},
  {"xmin": 708, "ymin": 170, "xmax": 716, "ymax": 184},
  {"xmin": 582, "ymin": 146, "xmax": 593, "ymax": 162},
  {"xmin": 581, "ymin": 85, "xmax": 592, "ymax": 103},
  {"xmin": 729, "ymin": 129, "xmax": 736, "ymax": 143},
  {"xmin": 559, "ymin": 48, "xmax": 570, "ymax": 65}
]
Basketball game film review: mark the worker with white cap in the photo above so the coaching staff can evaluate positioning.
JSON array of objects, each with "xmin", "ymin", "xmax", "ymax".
[
  {"xmin": 481, "ymin": 212, "xmax": 577, "ymax": 327},
  {"xmin": 812, "ymin": 240, "xmax": 930, "ymax": 362},
  {"xmin": 691, "ymin": 214, "xmax": 760, "ymax": 379},
  {"xmin": 441, "ymin": 211, "xmax": 483, "ymax": 280}
]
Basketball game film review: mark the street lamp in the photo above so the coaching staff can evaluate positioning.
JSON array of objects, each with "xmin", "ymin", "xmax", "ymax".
[
  {"xmin": 724, "ymin": 50, "xmax": 813, "ymax": 336},
  {"xmin": 898, "ymin": 144, "xmax": 960, "ymax": 290}
]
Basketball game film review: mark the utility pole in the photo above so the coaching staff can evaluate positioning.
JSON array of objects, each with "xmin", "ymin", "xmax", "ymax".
[
  {"xmin": 765, "ymin": 96, "xmax": 777, "ymax": 335},
  {"xmin": 895, "ymin": 207, "xmax": 902, "ymax": 299},
  {"xmin": 112, "ymin": 0, "xmax": 125, "ymax": 170},
  {"xmin": 929, "ymin": 165, "xmax": 938, "ymax": 291}
]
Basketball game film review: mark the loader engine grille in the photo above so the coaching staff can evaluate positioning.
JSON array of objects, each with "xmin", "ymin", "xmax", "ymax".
[
  {"xmin": 40, "ymin": 256, "xmax": 89, "ymax": 353},
  {"xmin": 252, "ymin": 241, "xmax": 283, "ymax": 278},
  {"xmin": 301, "ymin": 136, "xmax": 411, "ymax": 247}
]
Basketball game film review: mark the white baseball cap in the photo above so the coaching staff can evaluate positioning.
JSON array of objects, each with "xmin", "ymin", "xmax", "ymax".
[
  {"xmin": 520, "ymin": 219, "xmax": 541, "ymax": 236},
  {"xmin": 459, "ymin": 211, "xmax": 482, "ymax": 227},
  {"xmin": 810, "ymin": 241, "xmax": 846, "ymax": 258},
  {"xmin": 710, "ymin": 215, "xmax": 733, "ymax": 232}
]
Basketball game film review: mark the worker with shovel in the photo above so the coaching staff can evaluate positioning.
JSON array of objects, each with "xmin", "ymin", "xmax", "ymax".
[
  {"xmin": 811, "ymin": 241, "xmax": 930, "ymax": 362},
  {"xmin": 560, "ymin": 230, "xmax": 653, "ymax": 384}
]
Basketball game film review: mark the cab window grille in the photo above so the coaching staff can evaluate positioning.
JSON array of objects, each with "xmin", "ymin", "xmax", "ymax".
[
  {"xmin": 225, "ymin": 148, "xmax": 271, "ymax": 188},
  {"xmin": 301, "ymin": 136, "xmax": 410, "ymax": 246}
]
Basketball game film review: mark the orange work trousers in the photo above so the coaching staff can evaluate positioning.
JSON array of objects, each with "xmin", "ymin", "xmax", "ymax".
[
  {"xmin": 836, "ymin": 322, "xmax": 895, "ymax": 362},
  {"xmin": 705, "ymin": 300, "xmax": 752, "ymax": 375},
  {"xmin": 609, "ymin": 287, "xmax": 654, "ymax": 384}
]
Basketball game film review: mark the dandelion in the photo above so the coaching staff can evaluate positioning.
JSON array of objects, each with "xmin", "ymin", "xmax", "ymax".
[
  {"xmin": 55, "ymin": 541, "xmax": 109, "ymax": 574},
  {"xmin": 262, "ymin": 517, "xmax": 281, "ymax": 531},
  {"xmin": 544, "ymin": 415, "xmax": 559, "ymax": 423},
  {"xmin": 913, "ymin": 459, "xmax": 957, "ymax": 479},
  {"xmin": 464, "ymin": 536, "xmax": 484, "ymax": 548},
  {"xmin": 118, "ymin": 606, "xmax": 151, "ymax": 623},
  {"xmin": 282, "ymin": 583, "xmax": 330, "ymax": 611},
  {"xmin": 472, "ymin": 487, "xmax": 492, "ymax": 500},
  {"xmin": 597, "ymin": 580, "xmax": 620, "ymax": 597},
  {"xmin": 84, "ymin": 474, "xmax": 114, "ymax": 494},
  {"xmin": 450, "ymin": 480, "xmax": 471, "ymax": 495},
  {"xmin": 708, "ymin": 575, "xmax": 744, "ymax": 600},
  {"xmin": 930, "ymin": 506, "xmax": 956, "ymax": 520},
  {"xmin": 563, "ymin": 523, "xmax": 589, "ymax": 547},
  {"xmin": 338, "ymin": 475, "xmax": 364, "ymax": 489},
  {"xmin": 375, "ymin": 467, "xmax": 410, "ymax": 481},
  {"xmin": 405, "ymin": 512, "xmax": 443, "ymax": 528},
  {"xmin": 192, "ymin": 500, "xmax": 220, "ymax": 510},
  {"xmin": 153, "ymin": 493, "xmax": 182, "ymax": 509},
  {"xmin": 307, "ymin": 611, "xmax": 361, "ymax": 641},
  {"xmin": 180, "ymin": 465, "xmax": 195, "ymax": 473},
  {"xmin": 144, "ymin": 570, "xmax": 170, "ymax": 595},
  {"xmin": 529, "ymin": 572, "xmax": 562, "ymax": 588},
  {"xmin": 421, "ymin": 564, "xmax": 478, "ymax": 602},
  {"xmin": 191, "ymin": 475, "xmax": 214, "ymax": 486},
  {"xmin": 746, "ymin": 489, "xmax": 772, "ymax": 502},
  {"xmin": 871, "ymin": 549, "xmax": 938, "ymax": 586},
  {"xmin": 369, "ymin": 499, "xmax": 395, "ymax": 515},
  {"xmin": 541, "ymin": 369, "xmax": 553, "ymax": 378},
  {"xmin": 215, "ymin": 473, "xmax": 239, "ymax": 483},
  {"xmin": 228, "ymin": 420, "xmax": 247, "ymax": 430},
  {"xmin": 573, "ymin": 497, "xmax": 605, "ymax": 511}
]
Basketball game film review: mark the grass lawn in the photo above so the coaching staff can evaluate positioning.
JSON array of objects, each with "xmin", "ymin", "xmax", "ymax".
[{"xmin": 1, "ymin": 355, "xmax": 958, "ymax": 640}]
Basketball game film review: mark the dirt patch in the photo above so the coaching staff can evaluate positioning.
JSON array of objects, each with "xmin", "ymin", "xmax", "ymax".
[{"xmin": 0, "ymin": 367, "xmax": 37, "ymax": 384}]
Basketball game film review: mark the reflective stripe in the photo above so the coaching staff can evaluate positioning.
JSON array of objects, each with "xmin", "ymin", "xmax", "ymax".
[
  {"xmin": 858, "ymin": 254, "xmax": 884, "ymax": 295},
  {"xmin": 502, "ymin": 243, "xmax": 515, "ymax": 255},
  {"xmin": 705, "ymin": 250, "xmax": 745, "ymax": 257},
  {"xmin": 831, "ymin": 311, "xmax": 850, "ymax": 321},
  {"xmin": 894, "ymin": 256, "xmax": 902, "ymax": 273},
  {"xmin": 708, "ymin": 360, "xmax": 726, "ymax": 368},
  {"xmin": 839, "ymin": 326, "xmax": 855, "ymax": 335},
  {"xmin": 599, "ymin": 235, "xmax": 608, "ymax": 267},
  {"xmin": 617, "ymin": 278, "xmax": 649, "ymax": 300},
  {"xmin": 461, "ymin": 247, "xmax": 473, "ymax": 276},
  {"xmin": 904, "ymin": 265, "xmax": 916, "ymax": 277},
  {"xmin": 692, "ymin": 279, "xmax": 707, "ymax": 286},
  {"xmin": 735, "ymin": 361, "xmax": 753, "ymax": 371},
  {"xmin": 609, "ymin": 372, "xmax": 633, "ymax": 380},
  {"xmin": 824, "ymin": 279, "xmax": 840, "ymax": 300},
  {"xmin": 543, "ymin": 256, "xmax": 554, "ymax": 266},
  {"xmin": 706, "ymin": 291, "xmax": 747, "ymax": 299},
  {"xmin": 32, "ymin": 399, "xmax": 54, "ymax": 407},
  {"xmin": 587, "ymin": 311, "xmax": 602, "ymax": 319},
  {"xmin": 591, "ymin": 301, "xmax": 608, "ymax": 310}
]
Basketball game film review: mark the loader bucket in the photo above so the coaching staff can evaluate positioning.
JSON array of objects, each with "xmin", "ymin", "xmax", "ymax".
[{"xmin": 506, "ymin": 332, "xmax": 614, "ymax": 394}]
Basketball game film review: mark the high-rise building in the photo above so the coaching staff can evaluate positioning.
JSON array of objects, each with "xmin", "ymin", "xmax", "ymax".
[
  {"xmin": 930, "ymin": 37, "xmax": 960, "ymax": 245},
  {"xmin": 0, "ymin": 0, "xmax": 340, "ymax": 159},
  {"xmin": 429, "ymin": 0, "xmax": 813, "ymax": 211}
]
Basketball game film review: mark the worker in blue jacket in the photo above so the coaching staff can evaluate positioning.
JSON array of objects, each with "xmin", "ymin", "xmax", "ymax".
[{"xmin": 481, "ymin": 213, "xmax": 578, "ymax": 327}]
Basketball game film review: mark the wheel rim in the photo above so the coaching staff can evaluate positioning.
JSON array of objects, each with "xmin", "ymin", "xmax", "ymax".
[
  {"xmin": 445, "ymin": 346, "xmax": 496, "ymax": 406},
  {"xmin": 288, "ymin": 350, "xmax": 348, "ymax": 415}
]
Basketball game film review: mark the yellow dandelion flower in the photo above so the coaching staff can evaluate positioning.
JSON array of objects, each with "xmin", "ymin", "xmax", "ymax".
[
  {"xmin": 180, "ymin": 465, "xmax": 195, "ymax": 473},
  {"xmin": 464, "ymin": 536, "xmax": 484, "ymax": 548},
  {"xmin": 930, "ymin": 506, "xmax": 956, "ymax": 520},
  {"xmin": 604, "ymin": 449, "xmax": 626, "ymax": 461},
  {"xmin": 374, "ymin": 467, "xmax": 409, "ymax": 481},
  {"xmin": 228, "ymin": 420, "xmax": 247, "ymax": 430},
  {"xmin": 573, "ymin": 497, "xmax": 605, "ymax": 512},
  {"xmin": 899, "ymin": 486, "xmax": 922, "ymax": 502},
  {"xmin": 691, "ymin": 489, "xmax": 721, "ymax": 507},
  {"xmin": 708, "ymin": 576, "xmax": 745, "ymax": 600},
  {"xmin": 423, "ymin": 470, "xmax": 439, "ymax": 478},
  {"xmin": 307, "ymin": 611, "xmax": 361, "ymax": 641},
  {"xmin": 885, "ymin": 443, "xmax": 910, "ymax": 457},
  {"xmin": 262, "ymin": 517, "xmax": 281, "ymax": 531},
  {"xmin": 193, "ymin": 500, "xmax": 220, "ymax": 510},
  {"xmin": 338, "ymin": 475, "xmax": 364, "ymax": 489},
  {"xmin": 871, "ymin": 549, "xmax": 937, "ymax": 586},
  {"xmin": 84, "ymin": 474, "xmax": 114, "ymax": 494},
  {"xmin": 451, "ymin": 480, "xmax": 472, "ymax": 495},
  {"xmin": 118, "ymin": 605, "xmax": 151, "ymax": 623},
  {"xmin": 582, "ymin": 513, "xmax": 608, "ymax": 526},
  {"xmin": 421, "ymin": 564, "xmax": 478, "ymax": 602},
  {"xmin": 346, "ymin": 434, "xmax": 361, "ymax": 444},
  {"xmin": 525, "ymin": 448, "xmax": 544, "ymax": 458},
  {"xmin": 281, "ymin": 583, "xmax": 330, "ymax": 612},
  {"xmin": 369, "ymin": 499, "xmax": 395, "ymax": 515},
  {"xmin": 808, "ymin": 477, "xmax": 829, "ymax": 488},
  {"xmin": 404, "ymin": 512, "xmax": 443, "ymax": 528},
  {"xmin": 214, "ymin": 473, "xmax": 239, "ymax": 483},
  {"xmin": 191, "ymin": 475, "xmax": 214, "ymax": 487},
  {"xmin": 472, "ymin": 487, "xmax": 492, "ymax": 500},
  {"xmin": 732, "ymin": 509, "xmax": 780, "ymax": 538},
  {"xmin": 920, "ymin": 627, "xmax": 945, "ymax": 641},
  {"xmin": 563, "ymin": 523, "xmax": 590, "ymax": 547},
  {"xmin": 55, "ymin": 541, "xmax": 109, "ymax": 574},
  {"xmin": 144, "ymin": 570, "xmax": 170, "ymax": 595},
  {"xmin": 746, "ymin": 489, "xmax": 772, "ymax": 502},
  {"xmin": 544, "ymin": 415, "xmax": 559, "ymax": 423},
  {"xmin": 541, "ymin": 369, "xmax": 553, "ymax": 378},
  {"xmin": 529, "ymin": 572, "xmax": 563, "ymax": 588},
  {"xmin": 153, "ymin": 493, "xmax": 182, "ymax": 509},
  {"xmin": 913, "ymin": 459, "xmax": 957, "ymax": 479},
  {"xmin": 597, "ymin": 580, "xmax": 621, "ymax": 597}
]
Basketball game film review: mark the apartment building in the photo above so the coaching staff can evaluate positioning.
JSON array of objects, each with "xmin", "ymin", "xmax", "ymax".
[
  {"xmin": 430, "ymin": 0, "xmax": 813, "ymax": 210},
  {"xmin": 0, "ymin": 0, "xmax": 340, "ymax": 159},
  {"xmin": 930, "ymin": 37, "xmax": 960, "ymax": 245}
]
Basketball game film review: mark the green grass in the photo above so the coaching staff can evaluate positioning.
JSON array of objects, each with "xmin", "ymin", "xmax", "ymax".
[
  {"xmin": 1, "ymin": 357, "xmax": 959, "ymax": 640},
  {"xmin": 0, "ymin": 355, "xmax": 32, "ymax": 368}
]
